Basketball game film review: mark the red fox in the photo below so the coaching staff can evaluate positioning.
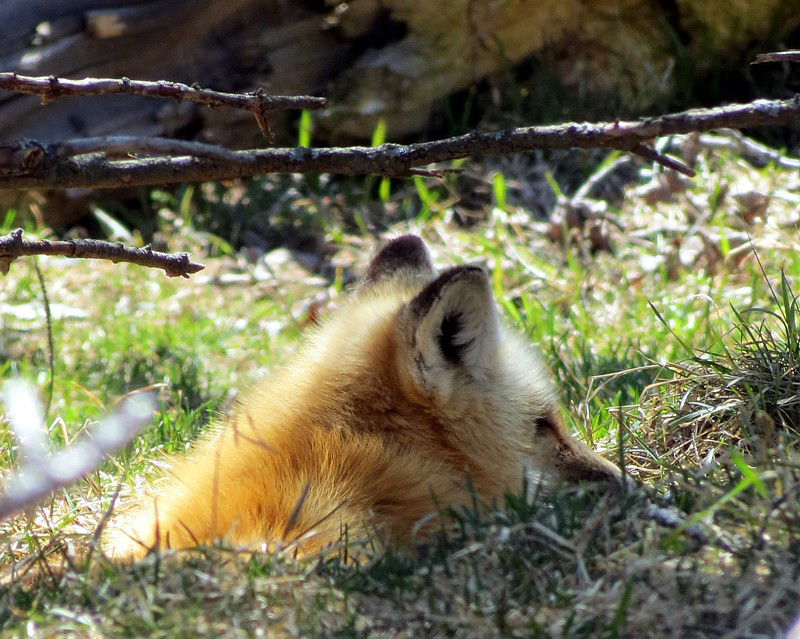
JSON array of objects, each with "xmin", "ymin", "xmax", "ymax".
[{"xmin": 108, "ymin": 235, "xmax": 621, "ymax": 559}]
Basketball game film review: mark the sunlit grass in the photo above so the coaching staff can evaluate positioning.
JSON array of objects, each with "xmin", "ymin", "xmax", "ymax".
[{"xmin": 1, "ymin": 143, "xmax": 799, "ymax": 636}]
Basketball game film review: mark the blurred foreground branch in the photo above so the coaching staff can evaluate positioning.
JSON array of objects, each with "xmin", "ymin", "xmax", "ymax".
[{"xmin": 0, "ymin": 380, "xmax": 154, "ymax": 521}]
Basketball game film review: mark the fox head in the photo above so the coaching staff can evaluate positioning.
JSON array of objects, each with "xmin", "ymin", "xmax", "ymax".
[
  {"xmin": 104, "ymin": 234, "xmax": 622, "ymax": 560},
  {"xmin": 359, "ymin": 235, "xmax": 622, "ymax": 487}
]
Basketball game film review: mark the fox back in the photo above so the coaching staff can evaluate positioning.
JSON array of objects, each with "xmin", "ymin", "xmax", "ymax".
[{"xmin": 108, "ymin": 236, "xmax": 620, "ymax": 558}]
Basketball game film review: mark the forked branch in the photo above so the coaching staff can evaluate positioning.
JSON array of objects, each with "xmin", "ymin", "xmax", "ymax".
[{"xmin": 0, "ymin": 73, "xmax": 327, "ymax": 141}]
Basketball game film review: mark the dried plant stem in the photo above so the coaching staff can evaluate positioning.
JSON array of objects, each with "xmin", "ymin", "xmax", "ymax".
[{"xmin": 33, "ymin": 261, "xmax": 55, "ymax": 417}]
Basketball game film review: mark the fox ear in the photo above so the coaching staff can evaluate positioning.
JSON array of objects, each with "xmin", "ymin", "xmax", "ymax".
[
  {"xmin": 403, "ymin": 266, "xmax": 499, "ymax": 388},
  {"xmin": 365, "ymin": 235, "xmax": 435, "ymax": 286}
]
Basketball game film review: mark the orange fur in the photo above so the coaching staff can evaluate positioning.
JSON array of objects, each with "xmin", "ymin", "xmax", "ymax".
[{"xmin": 107, "ymin": 236, "xmax": 621, "ymax": 559}]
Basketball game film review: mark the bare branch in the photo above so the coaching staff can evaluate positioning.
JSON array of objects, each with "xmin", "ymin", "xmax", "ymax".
[
  {"xmin": 752, "ymin": 50, "xmax": 800, "ymax": 64},
  {"xmin": 55, "ymin": 136, "xmax": 253, "ymax": 164},
  {"xmin": 0, "ymin": 380, "xmax": 155, "ymax": 522},
  {"xmin": 628, "ymin": 142, "xmax": 695, "ymax": 177},
  {"xmin": 666, "ymin": 130, "xmax": 800, "ymax": 170},
  {"xmin": 0, "ymin": 73, "xmax": 326, "ymax": 142},
  {"xmin": 0, "ymin": 73, "xmax": 326, "ymax": 112},
  {"xmin": 0, "ymin": 228, "xmax": 204, "ymax": 278},
  {"xmin": 408, "ymin": 167, "xmax": 464, "ymax": 177},
  {"xmin": 1, "ymin": 96, "xmax": 799, "ymax": 191}
]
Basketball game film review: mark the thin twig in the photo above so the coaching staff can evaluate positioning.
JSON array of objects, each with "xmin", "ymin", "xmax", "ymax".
[
  {"xmin": 0, "ymin": 73, "xmax": 326, "ymax": 112},
  {"xmin": 1, "ymin": 96, "xmax": 799, "ymax": 190},
  {"xmin": 33, "ymin": 261, "xmax": 55, "ymax": 418},
  {"xmin": 0, "ymin": 229, "xmax": 204, "ymax": 278},
  {"xmin": 0, "ymin": 73, "xmax": 326, "ymax": 142},
  {"xmin": 629, "ymin": 142, "xmax": 695, "ymax": 177},
  {"xmin": 408, "ymin": 167, "xmax": 464, "ymax": 178},
  {"xmin": 752, "ymin": 50, "xmax": 800, "ymax": 64},
  {"xmin": 669, "ymin": 130, "xmax": 800, "ymax": 170},
  {"xmin": 86, "ymin": 480, "xmax": 123, "ymax": 565},
  {"xmin": 644, "ymin": 504, "xmax": 713, "ymax": 548},
  {"xmin": 282, "ymin": 482, "xmax": 312, "ymax": 539},
  {"xmin": 56, "ymin": 136, "xmax": 257, "ymax": 164}
]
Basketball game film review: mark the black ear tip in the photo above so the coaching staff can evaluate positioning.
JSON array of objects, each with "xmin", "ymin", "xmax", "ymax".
[
  {"xmin": 385, "ymin": 235, "xmax": 427, "ymax": 252},
  {"xmin": 365, "ymin": 235, "xmax": 434, "ymax": 284},
  {"xmin": 376, "ymin": 236, "xmax": 429, "ymax": 264}
]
